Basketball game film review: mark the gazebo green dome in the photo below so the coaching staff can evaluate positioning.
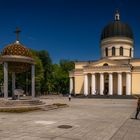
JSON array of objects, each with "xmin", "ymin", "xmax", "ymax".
[
  {"xmin": 2, "ymin": 42, "xmax": 32, "ymax": 58},
  {"xmin": 0, "ymin": 28, "xmax": 34, "ymax": 73}
]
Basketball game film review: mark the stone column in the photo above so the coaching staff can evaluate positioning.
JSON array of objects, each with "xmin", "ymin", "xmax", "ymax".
[
  {"xmin": 4, "ymin": 62, "xmax": 8, "ymax": 99},
  {"xmin": 126, "ymin": 73, "xmax": 131, "ymax": 95},
  {"xmin": 31, "ymin": 65, "xmax": 35, "ymax": 98},
  {"xmin": 12, "ymin": 72, "xmax": 16, "ymax": 98},
  {"xmin": 91, "ymin": 73, "xmax": 96, "ymax": 95},
  {"xmin": 100, "ymin": 73, "xmax": 104, "ymax": 95},
  {"xmin": 84, "ymin": 74, "xmax": 88, "ymax": 96},
  {"xmin": 118, "ymin": 72, "xmax": 122, "ymax": 95},
  {"xmin": 69, "ymin": 77, "xmax": 73, "ymax": 94},
  {"xmin": 109, "ymin": 73, "xmax": 113, "ymax": 95}
]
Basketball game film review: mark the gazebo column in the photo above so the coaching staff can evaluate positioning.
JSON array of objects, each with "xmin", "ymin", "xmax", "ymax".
[
  {"xmin": 4, "ymin": 62, "xmax": 8, "ymax": 99},
  {"xmin": 12, "ymin": 72, "xmax": 16, "ymax": 98},
  {"xmin": 31, "ymin": 64, "xmax": 35, "ymax": 98}
]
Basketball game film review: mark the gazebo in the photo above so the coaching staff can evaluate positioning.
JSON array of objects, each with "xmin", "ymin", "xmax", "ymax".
[{"xmin": 0, "ymin": 28, "xmax": 35, "ymax": 99}]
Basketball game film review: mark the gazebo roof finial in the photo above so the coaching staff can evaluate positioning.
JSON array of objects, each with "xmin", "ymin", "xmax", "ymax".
[{"xmin": 14, "ymin": 27, "xmax": 21, "ymax": 43}]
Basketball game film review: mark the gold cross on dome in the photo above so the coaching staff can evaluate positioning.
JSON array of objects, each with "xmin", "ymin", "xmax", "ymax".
[{"xmin": 14, "ymin": 27, "xmax": 21, "ymax": 42}]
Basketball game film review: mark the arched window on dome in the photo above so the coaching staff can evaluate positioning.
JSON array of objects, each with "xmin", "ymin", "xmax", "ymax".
[
  {"xmin": 105, "ymin": 48, "xmax": 108, "ymax": 57},
  {"xmin": 130, "ymin": 48, "xmax": 132, "ymax": 57},
  {"xmin": 120, "ymin": 47, "xmax": 123, "ymax": 56},
  {"xmin": 112, "ymin": 47, "xmax": 115, "ymax": 56}
]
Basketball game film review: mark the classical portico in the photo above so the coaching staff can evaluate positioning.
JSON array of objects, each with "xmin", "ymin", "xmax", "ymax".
[
  {"xmin": 70, "ymin": 70, "xmax": 132, "ymax": 96},
  {"xmin": 83, "ymin": 72, "xmax": 131, "ymax": 96}
]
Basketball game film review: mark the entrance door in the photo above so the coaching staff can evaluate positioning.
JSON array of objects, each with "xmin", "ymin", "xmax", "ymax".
[
  {"xmin": 123, "ymin": 86, "xmax": 126, "ymax": 95},
  {"xmin": 104, "ymin": 82, "xmax": 109, "ymax": 95}
]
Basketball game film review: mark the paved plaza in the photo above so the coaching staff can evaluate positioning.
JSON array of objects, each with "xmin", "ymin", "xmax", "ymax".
[{"xmin": 0, "ymin": 97, "xmax": 140, "ymax": 140}]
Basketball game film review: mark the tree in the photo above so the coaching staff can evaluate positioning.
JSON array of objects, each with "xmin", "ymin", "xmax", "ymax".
[
  {"xmin": 60, "ymin": 60, "xmax": 75, "ymax": 72},
  {"xmin": 0, "ymin": 64, "xmax": 3, "ymax": 84},
  {"xmin": 0, "ymin": 64, "xmax": 3, "ymax": 95},
  {"xmin": 51, "ymin": 64, "xmax": 64, "ymax": 94},
  {"xmin": 59, "ymin": 60, "xmax": 74, "ymax": 94},
  {"xmin": 15, "ymin": 50, "xmax": 44, "ymax": 96},
  {"xmin": 30, "ymin": 50, "xmax": 44, "ymax": 95},
  {"xmin": 52, "ymin": 60, "xmax": 74, "ymax": 94},
  {"xmin": 33, "ymin": 56, "xmax": 44, "ymax": 95},
  {"xmin": 36, "ymin": 50, "xmax": 53, "ymax": 94},
  {"xmin": 0, "ymin": 50, "xmax": 75, "ymax": 96}
]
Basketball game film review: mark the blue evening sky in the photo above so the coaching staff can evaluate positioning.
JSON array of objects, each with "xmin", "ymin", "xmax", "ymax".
[{"xmin": 0, "ymin": 0, "xmax": 140, "ymax": 63}]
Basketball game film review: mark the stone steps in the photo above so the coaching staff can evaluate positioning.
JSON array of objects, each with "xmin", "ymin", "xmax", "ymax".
[
  {"xmin": 74, "ymin": 95, "xmax": 136, "ymax": 99},
  {"xmin": 0, "ymin": 99, "xmax": 45, "ymax": 107}
]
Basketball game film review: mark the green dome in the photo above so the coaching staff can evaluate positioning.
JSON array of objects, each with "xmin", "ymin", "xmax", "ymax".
[{"xmin": 101, "ymin": 11, "xmax": 133, "ymax": 40}]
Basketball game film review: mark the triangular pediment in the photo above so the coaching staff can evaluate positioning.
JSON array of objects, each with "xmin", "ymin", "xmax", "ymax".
[{"xmin": 91, "ymin": 59, "xmax": 121, "ymax": 66}]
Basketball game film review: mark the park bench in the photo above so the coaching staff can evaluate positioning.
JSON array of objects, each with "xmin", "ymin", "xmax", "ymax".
[{"xmin": 14, "ymin": 89, "xmax": 24, "ymax": 100}]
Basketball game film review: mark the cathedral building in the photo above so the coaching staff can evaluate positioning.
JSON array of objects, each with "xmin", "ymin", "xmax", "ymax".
[{"xmin": 69, "ymin": 11, "xmax": 140, "ymax": 96}]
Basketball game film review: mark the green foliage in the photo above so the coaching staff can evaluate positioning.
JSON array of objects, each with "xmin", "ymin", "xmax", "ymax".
[
  {"xmin": 15, "ymin": 50, "xmax": 44, "ymax": 96},
  {"xmin": 60, "ymin": 59, "xmax": 75, "ymax": 73},
  {"xmin": 33, "ymin": 55, "xmax": 44, "ymax": 95},
  {"xmin": 51, "ymin": 60, "xmax": 74, "ymax": 94},
  {"xmin": 36, "ymin": 50, "xmax": 53, "ymax": 93},
  {"xmin": 0, "ymin": 64, "xmax": 3, "ymax": 84},
  {"xmin": 0, "ymin": 49, "xmax": 75, "ymax": 96}
]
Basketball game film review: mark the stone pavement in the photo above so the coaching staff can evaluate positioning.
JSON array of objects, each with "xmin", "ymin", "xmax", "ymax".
[{"xmin": 0, "ymin": 97, "xmax": 139, "ymax": 140}]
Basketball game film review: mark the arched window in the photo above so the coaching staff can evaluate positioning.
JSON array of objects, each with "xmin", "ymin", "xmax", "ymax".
[
  {"xmin": 103, "ymin": 63, "xmax": 108, "ymax": 66},
  {"xmin": 130, "ymin": 48, "xmax": 132, "ymax": 57},
  {"xmin": 105, "ymin": 48, "xmax": 108, "ymax": 56},
  {"xmin": 112, "ymin": 47, "xmax": 115, "ymax": 56},
  {"xmin": 120, "ymin": 47, "xmax": 123, "ymax": 56}
]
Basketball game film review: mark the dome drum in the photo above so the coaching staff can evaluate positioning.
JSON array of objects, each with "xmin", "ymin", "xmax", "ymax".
[{"xmin": 100, "ymin": 37, "xmax": 134, "ymax": 47}]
